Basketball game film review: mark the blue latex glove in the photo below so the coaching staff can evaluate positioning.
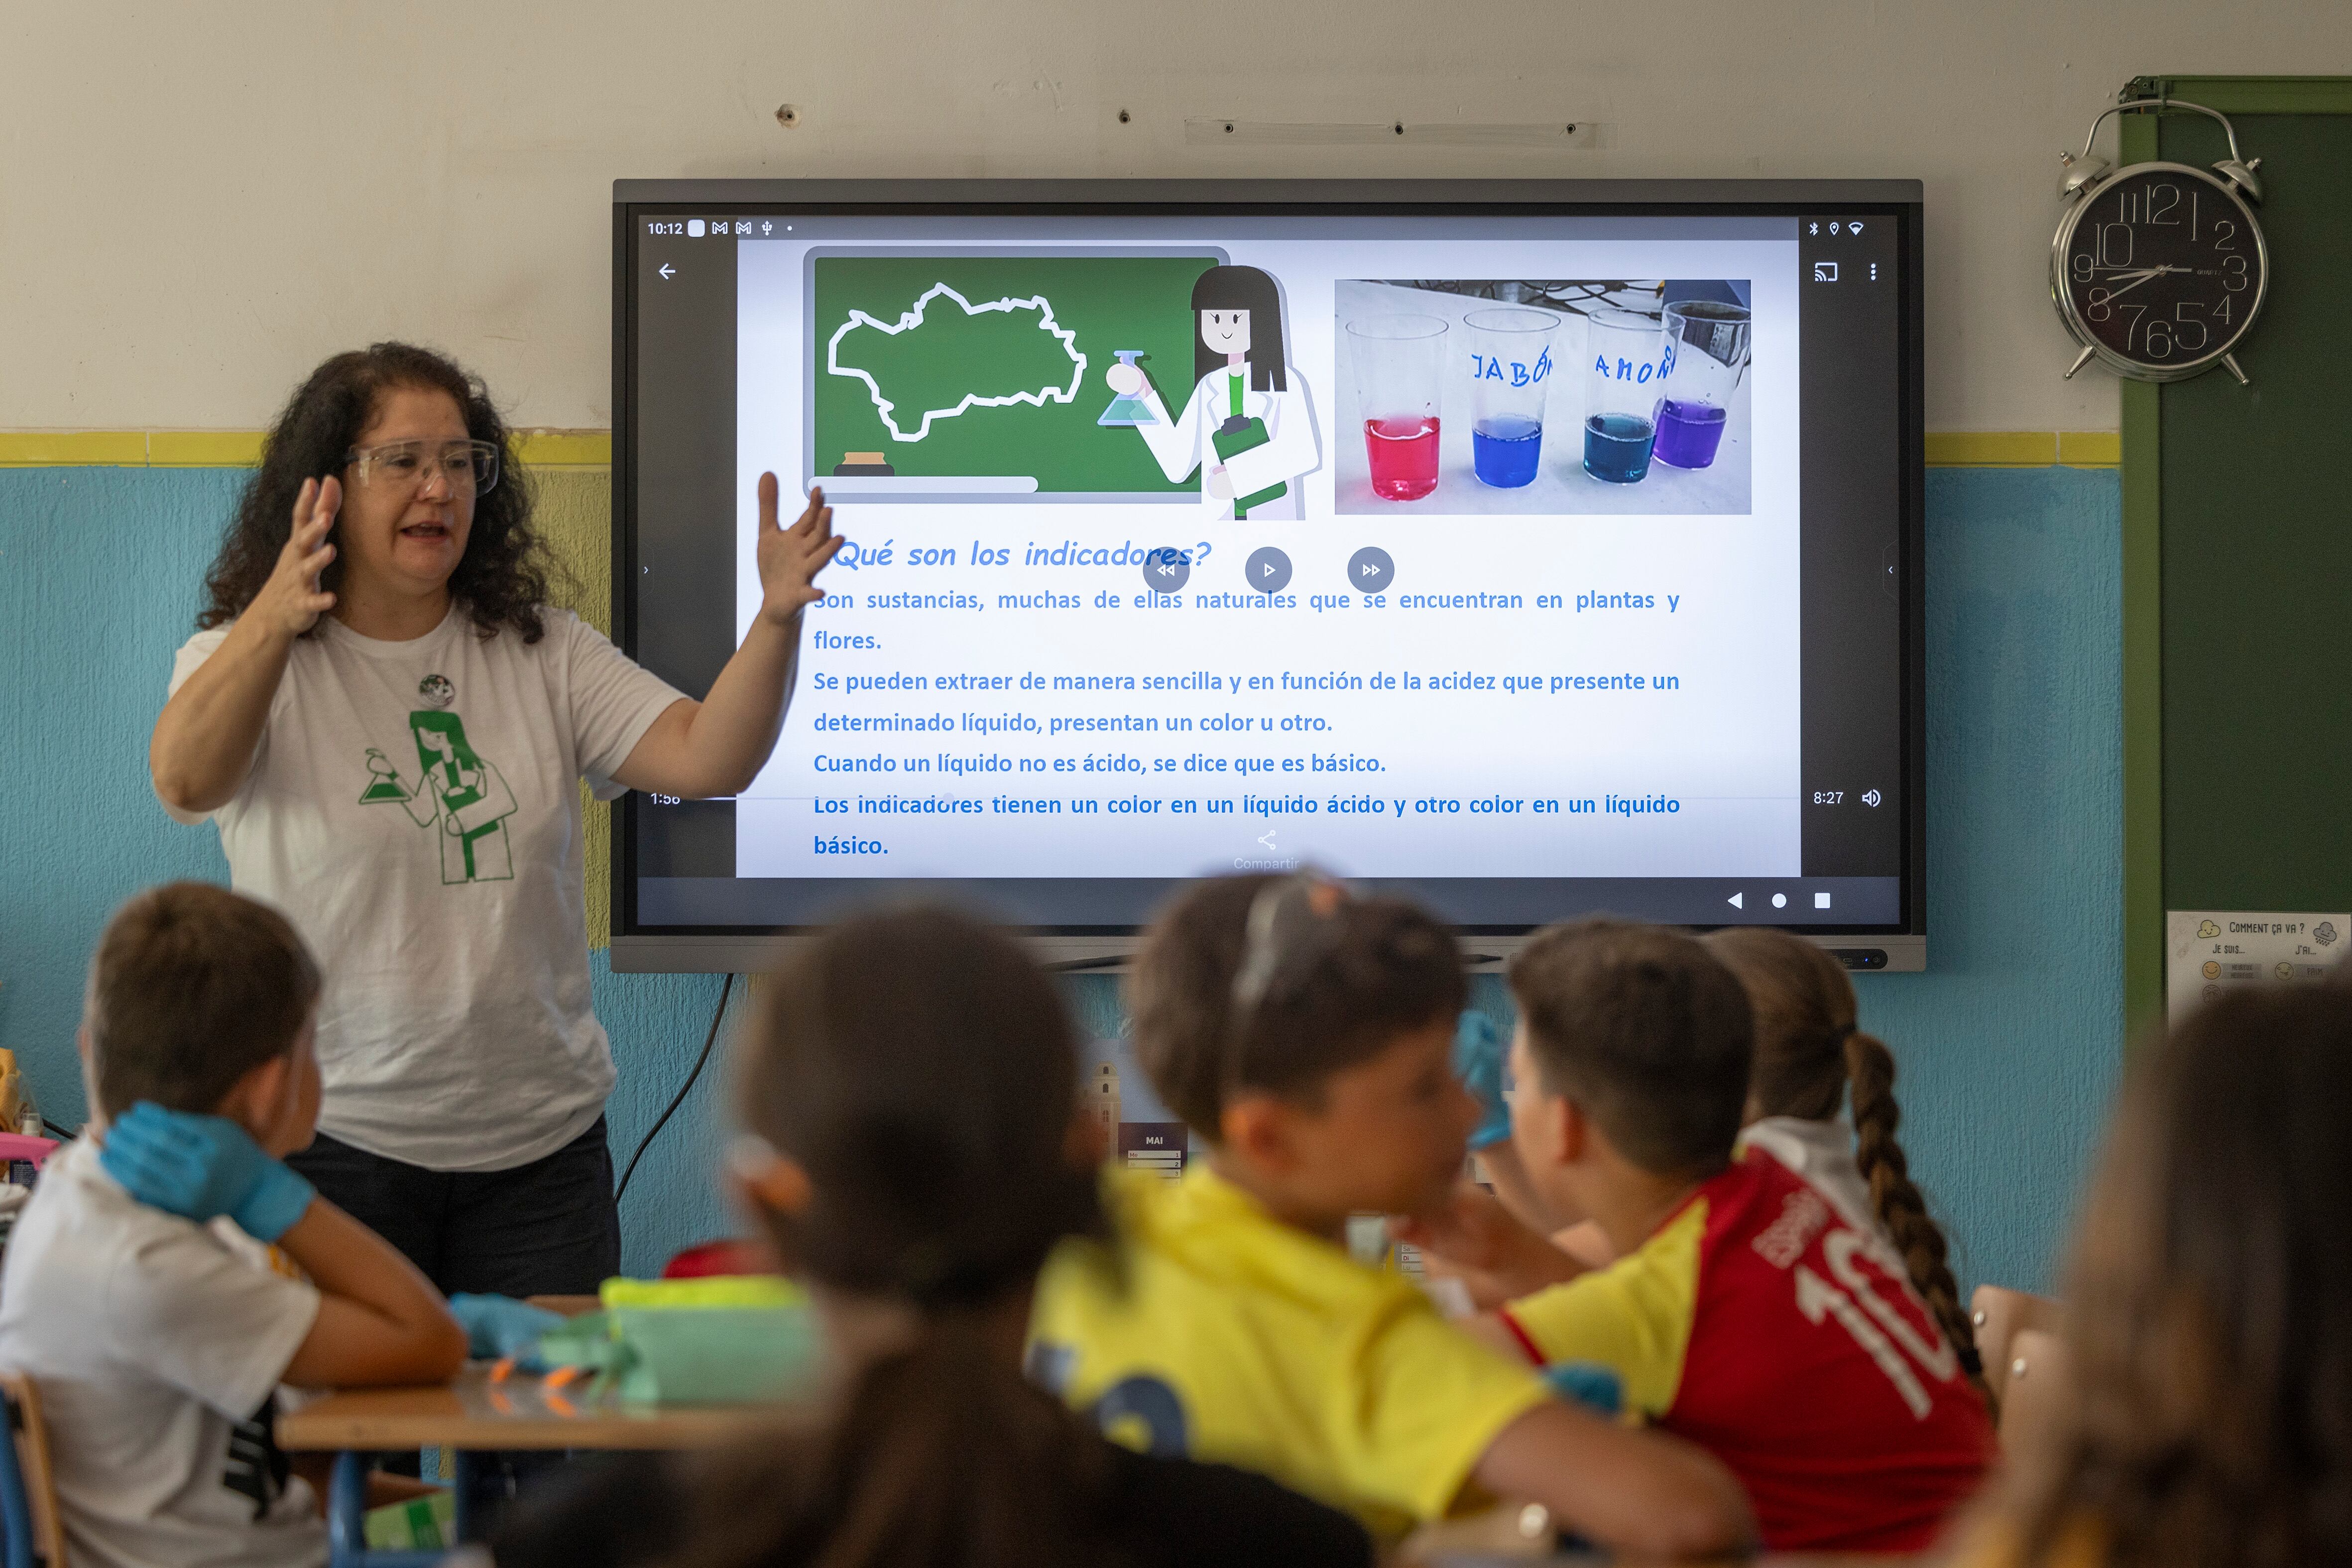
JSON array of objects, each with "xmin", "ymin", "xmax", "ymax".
[
  {"xmin": 1453, "ymin": 1010, "xmax": 1513, "ymax": 1150},
  {"xmin": 1542, "ymin": 1359, "xmax": 1625, "ymax": 1417},
  {"xmin": 98, "ymin": 1101, "xmax": 316, "ymax": 1242},
  {"xmin": 448, "ymin": 1294, "xmax": 568, "ymax": 1362}
]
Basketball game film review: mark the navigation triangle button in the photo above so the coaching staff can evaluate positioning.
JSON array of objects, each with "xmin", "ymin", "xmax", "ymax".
[{"xmin": 1727, "ymin": 892, "xmax": 1744, "ymax": 909}]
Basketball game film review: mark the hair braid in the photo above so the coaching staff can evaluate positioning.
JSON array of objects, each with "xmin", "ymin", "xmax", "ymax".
[{"xmin": 1845, "ymin": 1029, "xmax": 1988, "ymax": 1393}]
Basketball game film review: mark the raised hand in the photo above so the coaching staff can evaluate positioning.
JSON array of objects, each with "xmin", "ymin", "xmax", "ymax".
[
  {"xmin": 252, "ymin": 477, "xmax": 340, "ymax": 639},
  {"xmin": 755, "ymin": 474, "xmax": 844, "ymax": 631}
]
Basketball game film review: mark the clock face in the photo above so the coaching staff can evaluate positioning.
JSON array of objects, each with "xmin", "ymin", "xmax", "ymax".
[{"xmin": 2053, "ymin": 162, "xmax": 2266, "ymax": 379}]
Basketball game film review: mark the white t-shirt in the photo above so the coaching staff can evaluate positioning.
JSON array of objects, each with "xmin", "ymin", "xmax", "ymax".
[
  {"xmin": 164, "ymin": 605, "xmax": 684, "ymax": 1170},
  {"xmin": 0, "ymin": 1138, "xmax": 325, "ymax": 1568}
]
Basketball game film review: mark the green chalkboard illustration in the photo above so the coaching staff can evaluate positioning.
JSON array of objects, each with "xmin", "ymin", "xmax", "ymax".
[{"xmin": 811, "ymin": 253, "xmax": 1220, "ymax": 496}]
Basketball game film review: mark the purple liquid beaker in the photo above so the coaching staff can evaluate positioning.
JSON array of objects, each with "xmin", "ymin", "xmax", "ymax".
[{"xmin": 1652, "ymin": 301, "xmax": 1749, "ymax": 470}]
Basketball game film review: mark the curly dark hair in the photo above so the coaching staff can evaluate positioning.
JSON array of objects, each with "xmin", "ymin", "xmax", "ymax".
[{"xmin": 198, "ymin": 342, "xmax": 553, "ymax": 642}]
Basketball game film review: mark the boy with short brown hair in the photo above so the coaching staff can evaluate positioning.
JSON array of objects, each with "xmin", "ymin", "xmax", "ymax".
[
  {"xmin": 0, "ymin": 883, "xmax": 467, "ymax": 1568},
  {"xmin": 1031, "ymin": 874, "xmax": 1752, "ymax": 1556},
  {"xmin": 1462, "ymin": 918, "xmax": 1994, "ymax": 1554}
]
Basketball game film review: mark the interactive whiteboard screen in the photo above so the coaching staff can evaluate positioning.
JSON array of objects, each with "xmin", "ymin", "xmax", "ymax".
[{"xmin": 614, "ymin": 181, "xmax": 1924, "ymax": 970}]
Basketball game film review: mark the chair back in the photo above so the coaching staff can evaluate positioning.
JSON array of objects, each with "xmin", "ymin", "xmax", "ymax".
[
  {"xmin": 0, "ymin": 1372, "xmax": 64, "ymax": 1568},
  {"xmin": 1999, "ymin": 1327, "xmax": 2075, "ymax": 1454},
  {"xmin": 1971, "ymin": 1284, "xmax": 2063, "ymax": 1405}
]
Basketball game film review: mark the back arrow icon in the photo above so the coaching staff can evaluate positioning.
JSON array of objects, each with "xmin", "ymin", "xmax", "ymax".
[{"xmin": 658, "ymin": 263, "xmax": 675, "ymax": 280}]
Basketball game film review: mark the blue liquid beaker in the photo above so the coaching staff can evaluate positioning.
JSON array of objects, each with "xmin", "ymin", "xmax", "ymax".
[
  {"xmin": 1464, "ymin": 308, "xmax": 1560, "ymax": 488},
  {"xmin": 1580, "ymin": 308, "xmax": 1665, "ymax": 484},
  {"xmin": 1098, "ymin": 349, "xmax": 1158, "ymax": 427}
]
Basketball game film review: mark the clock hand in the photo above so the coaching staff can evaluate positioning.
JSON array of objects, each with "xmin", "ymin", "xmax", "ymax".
[{"xmin": 2091, "ymin": 266, "xmax": 2188, "ymax": 305}]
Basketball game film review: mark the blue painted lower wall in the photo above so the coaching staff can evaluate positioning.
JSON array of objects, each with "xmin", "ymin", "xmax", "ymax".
[{"xmin": 1, "ymin": 465, "xmax": 2120, "ymax": 1286}]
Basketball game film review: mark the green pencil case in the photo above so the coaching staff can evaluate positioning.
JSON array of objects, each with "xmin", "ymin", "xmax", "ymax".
[{"xmin": 531, "ymin": 1276, "xmax": 823, "ymax": 1406}]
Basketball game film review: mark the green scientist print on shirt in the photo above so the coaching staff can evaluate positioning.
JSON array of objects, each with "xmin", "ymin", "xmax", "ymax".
[{"xmin": 355, "ymin": 708, "xmax": 518, "ymax": 884}]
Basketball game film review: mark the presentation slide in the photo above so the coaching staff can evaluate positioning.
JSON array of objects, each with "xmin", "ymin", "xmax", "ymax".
[{"xmin": 732, "ymin": 219, "xmax": 1804, "ymax": 889}]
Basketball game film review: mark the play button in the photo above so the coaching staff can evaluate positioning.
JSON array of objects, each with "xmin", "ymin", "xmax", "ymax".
[
  {"xmin": 1347, "ymin": 546, "xmax": 1395, "ymax": 594},
  {"xmin": 1245, "ymin": 546, "xmax": 1293, "ymax": 596},
  {"xmin": 1141, "ymin": 546, "xmax": 1191, "ymax": 594}
]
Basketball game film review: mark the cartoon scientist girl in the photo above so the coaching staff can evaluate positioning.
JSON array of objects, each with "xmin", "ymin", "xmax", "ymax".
[
  {"xmin": 1104, "ymin": 265, "xmax": 1320, "ymax": 521},
  {"xmin": 408, "ymin": 710, "xmax": 518, "ymax": 884}
]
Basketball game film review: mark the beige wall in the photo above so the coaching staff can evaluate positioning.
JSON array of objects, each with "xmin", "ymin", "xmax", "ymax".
[{"xmin": 5, "ymin": 0, "xmax": 2347, "ymax": 434}]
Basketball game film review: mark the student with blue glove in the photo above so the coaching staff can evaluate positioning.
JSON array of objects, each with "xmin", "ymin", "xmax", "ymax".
[
  {"xmin": 1391, "ymin": 1011, "xmax": 1590, "ymax": 1311},
  {"xmin": 0, "ymin": 884, "xmax": 468, "ymax": 1568}
]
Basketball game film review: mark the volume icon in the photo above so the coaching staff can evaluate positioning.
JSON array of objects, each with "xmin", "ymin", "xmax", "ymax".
[{"xmin": 1862, "ymin": 788, "xmax": 1883, "ymax": 807}]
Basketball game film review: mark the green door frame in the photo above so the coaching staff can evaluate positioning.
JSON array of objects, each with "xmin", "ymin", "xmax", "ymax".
[{"xmin": 2117, "ymin": 76, "xmax": 2352, "ymax": 1039}]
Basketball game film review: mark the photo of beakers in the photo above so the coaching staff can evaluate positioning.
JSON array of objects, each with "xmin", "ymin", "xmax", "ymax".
[
  {"xmin": 1581, "ymin": 309, "xmax": 1668, "ymax": 484},
  {"xmin": 1097, "ymin": 349, "xmax": 1158, "ymax": 427},
  {"xmin": 1464, "ymin": 308, "xmax": 1561, "ymax": 488},
  {"xmin": 1333, "ymin": 278, "xmax": 1749, "ymax": 516},
  {"xmin": 1344, "ymin": 316, "xmax": 1447, "ymax": 500},
  {"xmin": 1652, "ymin": 303, "xmax": 1750, "ymax": 470}
]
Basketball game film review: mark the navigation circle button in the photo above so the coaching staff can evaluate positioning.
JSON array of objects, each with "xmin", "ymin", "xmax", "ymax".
[
  {"xmin": 1348, "ymin": 547, "xmax": 1395, "ymax": 593},
  {"xmin": 1141, "ymin": 546, "xmax": 1192, "ymax": 594},
  {"xmin": 1245, "ymin": 547, "xmax": 1293, "ymax": 596}
]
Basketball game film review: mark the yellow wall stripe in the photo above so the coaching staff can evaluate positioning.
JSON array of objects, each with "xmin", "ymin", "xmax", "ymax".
[
  {"xmin": 1, "ymin": 430, "xmax": 2114, "ymax": 469},
  {"xmin": 147, "ymin": 432, "xmax": 265, "ymax": 466},
  {"xmin": 0, "ymin": 431, "xmax": 150, "ymax": 465}
]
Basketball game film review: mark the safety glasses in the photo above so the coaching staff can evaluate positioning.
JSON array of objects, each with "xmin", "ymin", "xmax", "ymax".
[{"xmin": 344, "ymin": 438, "xmax": 501, "ymax": 496}]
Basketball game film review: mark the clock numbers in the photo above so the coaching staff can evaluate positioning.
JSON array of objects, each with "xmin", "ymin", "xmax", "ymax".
[{"xmin": 2058, "ymin": 166, "xmax": 2261, "ymax": 374}]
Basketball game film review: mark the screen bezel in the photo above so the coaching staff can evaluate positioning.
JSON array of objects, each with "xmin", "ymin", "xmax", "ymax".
[{"xmin": 610, "ymin": 179, "xmax": 1926, "ymax": 972}]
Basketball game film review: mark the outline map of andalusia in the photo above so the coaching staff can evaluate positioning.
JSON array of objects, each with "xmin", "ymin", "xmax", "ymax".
[{"xmin": 825, "ymin": 284, "xmax": 1089, "ymax": 443}]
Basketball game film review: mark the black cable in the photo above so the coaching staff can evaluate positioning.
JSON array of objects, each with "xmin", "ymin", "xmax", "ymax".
[{"xmin": 615, "ymin": 972, "xmax": 734, "ymax": 1204}]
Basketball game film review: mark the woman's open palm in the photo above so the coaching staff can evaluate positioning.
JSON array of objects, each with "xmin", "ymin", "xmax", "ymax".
[
  {"xmin": 755, "ymin": 474, "xmax": 843, "ymax": 629},
  {"xmin": 253, "ymin": 477, "xmax": 340, "ymax": 638}
]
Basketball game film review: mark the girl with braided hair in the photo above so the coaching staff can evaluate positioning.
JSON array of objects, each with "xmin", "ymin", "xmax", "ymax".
[{"xmin": 1701, "ymin": 927, "xmax": 1989, "ymax": 1402}]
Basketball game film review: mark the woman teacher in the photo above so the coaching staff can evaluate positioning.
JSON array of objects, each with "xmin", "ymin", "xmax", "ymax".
[{"xmin": 150, "ymin": 342, "xmax": 839, "ymax": 1296}]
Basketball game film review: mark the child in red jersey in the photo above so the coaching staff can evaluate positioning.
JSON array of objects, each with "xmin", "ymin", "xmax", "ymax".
[{"xmin": 1426, "ymin": 918, "xmax": 1994, "ymax": 1555}]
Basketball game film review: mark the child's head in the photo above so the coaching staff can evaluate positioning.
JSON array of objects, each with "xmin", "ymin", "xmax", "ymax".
[
  {"xmin": 2006, "ymin": 986, "xmax": 2352, "ymax": 1566},
  {"xmin": 1130, "ymin": 874, "xmax": 1470, "ymax": 1222},
  {"xmin": 733, "ymin": 905, "xmax": 1100, "ymax": 1311},
  {"xmin": 1701, "ymin": 925, "xmax": 1984, "ymax": 1386},
  {"xmin": 697, "ymin": 912, "xmax": 1136, "ymax": 1568},
  {"xmin": 83, "ymin": 882, "xmax": 322, "ymax": 1156},
  {"xmin": 1507, "ymin": 919, "xmax": 1751, "ymax": 1197}
]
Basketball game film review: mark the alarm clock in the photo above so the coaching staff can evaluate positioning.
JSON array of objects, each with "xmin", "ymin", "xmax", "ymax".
[{"xmin": 2050, "ymin": 97, "xmax": 2267, "ymax": 385}]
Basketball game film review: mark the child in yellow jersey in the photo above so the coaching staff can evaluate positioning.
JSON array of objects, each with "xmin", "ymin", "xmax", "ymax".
[
  {"xmin": 1029, "ymin": 874, "xmax": 1754, "ymax": 1556},
  {"xmin": 1417, "ymin": 918, "xmax": 1993, "ymax": 1555}
]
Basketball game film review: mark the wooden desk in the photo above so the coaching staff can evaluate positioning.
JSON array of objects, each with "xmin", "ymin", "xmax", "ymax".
[
  {"xmin": 278, "ymin": 1364, "xmax": 777, "ymax": 1453},
  {"xmin": 281, "ymin": 1366, "xmax": 782, "ymax": 1565}
]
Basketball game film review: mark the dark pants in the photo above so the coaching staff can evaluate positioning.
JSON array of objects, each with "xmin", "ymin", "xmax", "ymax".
[{"xmin": 287, "ymin": 1117, "xmax": 621, "ymax": 1298}]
